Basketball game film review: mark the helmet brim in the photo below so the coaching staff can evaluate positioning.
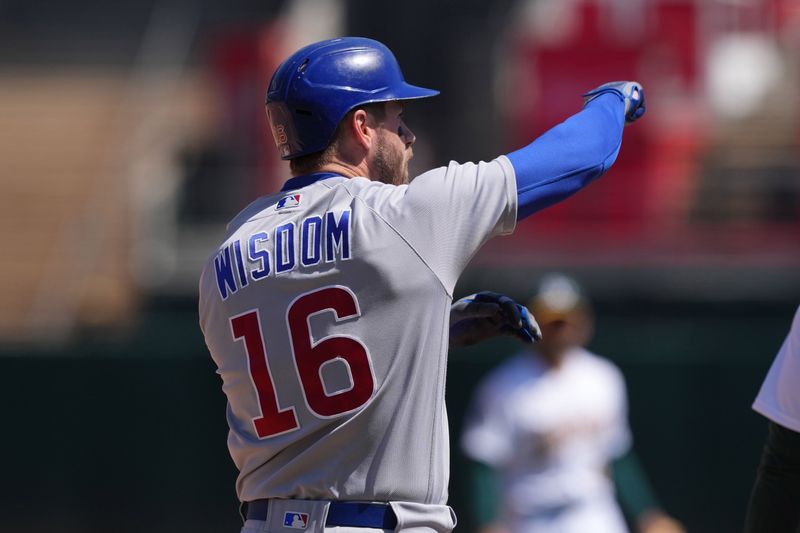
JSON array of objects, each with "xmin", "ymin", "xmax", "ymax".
[{"xmin": 391, "ymin": 82, "xmax": 440, "ymax": 101}]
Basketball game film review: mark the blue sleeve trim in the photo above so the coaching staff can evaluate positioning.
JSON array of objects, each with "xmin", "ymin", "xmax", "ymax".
[{"xmin": 507, "ymin": 92, "xmax": 625, "ymax": 220}]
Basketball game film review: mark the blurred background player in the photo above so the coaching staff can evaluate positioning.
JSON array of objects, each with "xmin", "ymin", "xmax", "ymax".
[
  {"xmin": 744, "ymin": 304, "xmax": 800, "ymax": 533},
  {"xmin": 461, "ymin": 274, "xmax": 685, "ymax": 533}
]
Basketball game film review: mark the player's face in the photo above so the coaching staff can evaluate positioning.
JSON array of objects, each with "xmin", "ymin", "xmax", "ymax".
[{"xmin": 370, "ymin": 101, "xmax": 416, "ymax": 185}]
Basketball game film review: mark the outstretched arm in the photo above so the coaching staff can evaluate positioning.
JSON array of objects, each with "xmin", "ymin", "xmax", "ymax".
[
  {"xmin": 508, "ymin": 81, "xmax": 646, "ymax": 220},
  {"xmin": 613, "ymin": 449, "xmax": 686, "ymax": 533}
]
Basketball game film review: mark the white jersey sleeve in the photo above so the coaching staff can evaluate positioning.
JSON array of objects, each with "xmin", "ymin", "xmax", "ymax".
[
  {"xmin": 461, "ymin": 366, "xmax": 519, "ymax": 467},
  {"xmin": 753, "ymin": 305, "xmax": 800, "ymax": 432},
  {"xmin": 600, "ymin": 360, "xmax": 632, "ymax": 460},
  {"xmin": 348, "ymin": 156, "xmax": 517, "ymax": 294}
]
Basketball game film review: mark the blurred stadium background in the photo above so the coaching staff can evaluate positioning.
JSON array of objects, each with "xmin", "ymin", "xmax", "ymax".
[{"xmin": 1, "ymin": 0, "xmax": 798, "ymax": 531}]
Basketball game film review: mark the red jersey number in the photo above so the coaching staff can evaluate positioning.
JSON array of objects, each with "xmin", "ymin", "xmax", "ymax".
[
  {"xmin": 231, "ymin": 310, "xmax": 298, "ymax": 438},
  {"xmin": 230, "ymin": 286, "xmax": 374, "ymax": 439},
  {"xmin": 288, "ymin": 286, "xmax": 375, "ymax": 417}
]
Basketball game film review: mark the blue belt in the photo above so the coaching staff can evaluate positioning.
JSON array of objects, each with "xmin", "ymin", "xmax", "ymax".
[{"xmin": 245, "ymin": 500, "xmax": 398, "ymax": 529}]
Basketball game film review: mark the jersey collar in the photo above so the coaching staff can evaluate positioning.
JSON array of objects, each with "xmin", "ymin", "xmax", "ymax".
[{"xmin": 281, "ymin": 172, "xmax": 344, "ymax": 192}]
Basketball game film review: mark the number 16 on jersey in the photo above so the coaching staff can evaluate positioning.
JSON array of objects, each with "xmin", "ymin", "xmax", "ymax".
[{"xmin": 230, "ymin": 286, "xmax": 376, "ymax": 439}]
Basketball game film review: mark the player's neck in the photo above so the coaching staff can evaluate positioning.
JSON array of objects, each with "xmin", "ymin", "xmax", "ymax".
[
  {"xmin": 537, "ymin": 349, "xmax": 566, "ymax": 369},
  {"xmin": 312, "ymin": 160, "xmax": 371, "ymax": 180}
]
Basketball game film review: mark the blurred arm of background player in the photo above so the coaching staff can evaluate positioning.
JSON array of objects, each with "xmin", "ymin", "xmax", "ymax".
[
  {"xmin": 614, "ymin": 451, "xmax": 687, "ymax": 533},
  {"xmin": 743, "ymin": 305, "xmax": 800, "ymax": 533}
]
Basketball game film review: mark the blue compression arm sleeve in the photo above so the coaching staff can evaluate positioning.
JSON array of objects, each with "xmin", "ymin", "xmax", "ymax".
[{"xmin": 507, "ymin": 92, "xmax": 626, "ymax": 220}]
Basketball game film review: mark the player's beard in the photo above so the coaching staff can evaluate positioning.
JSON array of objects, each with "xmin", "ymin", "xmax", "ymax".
[{"xmin": 373, "ymin": 131, "xmax": 410, "ymax": 186}]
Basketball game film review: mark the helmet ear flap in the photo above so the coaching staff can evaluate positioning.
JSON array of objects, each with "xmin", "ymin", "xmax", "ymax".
[{"xmin": 266, "ymin": 102, "xmax": 301, "ymax": 160}]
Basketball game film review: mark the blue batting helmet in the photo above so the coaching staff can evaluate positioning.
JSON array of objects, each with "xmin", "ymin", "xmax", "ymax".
[{"xmin": 265, "ymin": 37, "xmax": 439, "ymax": 160}]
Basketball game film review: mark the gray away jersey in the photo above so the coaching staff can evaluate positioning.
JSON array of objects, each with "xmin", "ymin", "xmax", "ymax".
[{"xmin": 198, "ymin": 157, "xmax": 517, "ymax": 505}]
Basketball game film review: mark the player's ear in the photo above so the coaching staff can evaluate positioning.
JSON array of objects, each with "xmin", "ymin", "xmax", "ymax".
[{"xmin": 350, "ymin": 108, "xmax": 375, "ymax": 152}]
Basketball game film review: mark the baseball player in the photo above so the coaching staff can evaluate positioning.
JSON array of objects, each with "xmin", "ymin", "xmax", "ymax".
[
  {"xmin": 461, "ymin": 274, "xmax": 685, "ymax": 533},
  {"xmin": 744, "ymin": 304, "xmax": 800, "ymax": 533},
  {"xmin": 198, "ymin": 36, "xmax": 645, "ymax": 533}
]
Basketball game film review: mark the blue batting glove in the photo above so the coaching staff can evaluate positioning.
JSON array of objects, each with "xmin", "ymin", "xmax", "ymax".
[
  {"xmin": 449, "ymin": 291, "xmax": 542, "ymax": 347},
  {"xmin": 583, "ymin": 81, "xmax": 646, "ymax": 124},
  {"xmin": 517, "ymin": 305, "xmax": 540, "ymax": 344}
]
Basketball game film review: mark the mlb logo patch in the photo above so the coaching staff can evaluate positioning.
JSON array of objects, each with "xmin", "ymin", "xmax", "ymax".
[
  {"xmin": 283, "ymin": 512, "xmax": 309, "ymax": 529},
  {"xmin": 277, "ymin": 194, "xmax": 302, "ymax": 210}
]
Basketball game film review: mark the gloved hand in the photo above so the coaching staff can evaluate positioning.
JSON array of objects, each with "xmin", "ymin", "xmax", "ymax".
[
  {"xmin": 449, "ymin": 291, "xmax": 542, "ymax": 348},
  {"xmin": 583, "ymin": 81, "xmax": 646, "ymax": 124}
]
